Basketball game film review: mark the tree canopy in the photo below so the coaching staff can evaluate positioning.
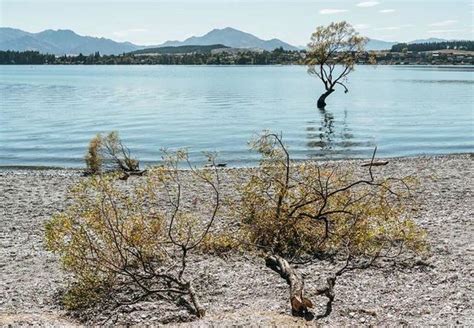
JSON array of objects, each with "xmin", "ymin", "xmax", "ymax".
[{"xmin": 305, "ymin": 21, "xmax": 370, "ymax": 108}]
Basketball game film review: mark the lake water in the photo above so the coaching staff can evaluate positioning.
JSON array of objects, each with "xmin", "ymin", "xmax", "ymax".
[{"xmin": 0, "ymin": 65, "xmax": 473, "ymax": 168}]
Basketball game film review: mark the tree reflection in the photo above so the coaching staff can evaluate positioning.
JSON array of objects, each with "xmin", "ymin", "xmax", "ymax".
[{"xmin": 306, "ymin": 109, "xmax": 354, "ymax": 158}]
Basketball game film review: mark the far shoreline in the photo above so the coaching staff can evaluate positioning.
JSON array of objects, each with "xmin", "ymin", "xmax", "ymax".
[{"xmin": 2, "ymin": 64, "xmax": 474, "ymax": 67}]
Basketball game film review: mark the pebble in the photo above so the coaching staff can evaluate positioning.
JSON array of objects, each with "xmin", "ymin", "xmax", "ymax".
[{"xmin": 0, "ymin": 154, "xmax": 473, "ymax": 326}]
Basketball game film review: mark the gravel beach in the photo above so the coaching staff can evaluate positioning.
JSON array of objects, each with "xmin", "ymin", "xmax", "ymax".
[{"xmin": 1, "ymin": 154, "xmax": 473, "ymax": 327}]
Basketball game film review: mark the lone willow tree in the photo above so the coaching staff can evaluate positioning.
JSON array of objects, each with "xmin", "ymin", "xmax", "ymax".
[{"xmin": 306, "ymin": 21, "xmax": 370, "ymax": 109}]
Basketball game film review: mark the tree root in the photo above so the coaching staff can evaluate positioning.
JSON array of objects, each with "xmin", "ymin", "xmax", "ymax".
[
  {"xmin": 315, "ymin": 275, "xmax": 336, "ymax": 319},
  {"xmin": 186, "ymin": 282, "xmax": 206, "ymax": 318},
  {"xmin": 265, "ymin": 255, "xmax": 314, "ymax": 318}
]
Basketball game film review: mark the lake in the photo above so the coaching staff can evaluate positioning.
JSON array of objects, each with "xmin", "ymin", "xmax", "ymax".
[{"xmin": 0, "ymin": 65, "xmax": 473, "ymax": 168}]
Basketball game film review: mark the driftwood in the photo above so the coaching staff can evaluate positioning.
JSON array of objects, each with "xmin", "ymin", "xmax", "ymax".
[
  {"xmin": 204, "ymin": 163, "xmax": 227, "ymax": 168},
  {"xmin": 361, "ymin": 161, "xmax": 389, "ymax": 167},
  {"xmin": 119, "ymin": 169, "xmax": 147, "ymax": 180},
  {"xmin": 265, "ymin": 255, "xmax": 313, "ymax": 316}
]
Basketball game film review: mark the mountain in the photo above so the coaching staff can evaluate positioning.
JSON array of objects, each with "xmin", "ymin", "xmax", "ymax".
[
  {"xmin": 0, "ymin": 27, "xmax": 31, "ymax": 42},
  {"xmin": 365, "ymin": 38, "xmax": 451, "ymax": 51},
  {"xmin": 297, "ymin": 38, "xmax": 397, "ymax": 51},
  {"xmin": 0, "ymin": 27, "xmax": 140, "ymax": 55},
  {"xmin": 1, "ymin": 27, "xmax": 298, "ymax": 54},
  {"xmin": 408, "ymin": 38, "xmax": 447, "ymax": 44},
  {"xmin": 366, "ymin": 38, "xmax": 398, "ymax": 51},
  {"xmin": 157, "ymin": 27, "xmax": 299, "ymax": 51}
]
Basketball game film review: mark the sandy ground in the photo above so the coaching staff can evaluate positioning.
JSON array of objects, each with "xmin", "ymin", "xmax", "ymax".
[{"xmin": 0, "ymin": 154, "xmax": 473, "ymax": 327}]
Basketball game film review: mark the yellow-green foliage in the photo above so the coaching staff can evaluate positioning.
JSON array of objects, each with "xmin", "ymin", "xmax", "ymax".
[
  {"xmin": 84, "ymin": 131, "xmax": 139, "ymax": 174},
  {"xmin": 102, "ymin": 131, "xmax": 139, "ymax": 172},
  {"xmin": 84, "ymin": 134, "xmax": 102, "ymax": 174},
  {"xmin": 231, "ymin": 133, "xmax": 427, "ymax": 261},
  {"xmin": 306, "ymin": 21, "xmax": 367, "ymax": 68},
  {"xmin": 200, "ymin": 232, "xmax": 243, "ymax": 255},
  {"xmin": 45, "ymin": 151, "xmax": 220, "ymax": 312},
  {"xmin": 45, "ymin": 173, "xmax": 167, "ymax": 309}
]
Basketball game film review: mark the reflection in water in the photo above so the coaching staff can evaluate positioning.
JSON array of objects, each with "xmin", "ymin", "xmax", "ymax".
[
  {"xmin": 306, "ymin": 109, "xmax": 371, "ymax": 158},
  {"xmin": 307, "ymin": 109, "xmax": 335, "ymax": 151}
]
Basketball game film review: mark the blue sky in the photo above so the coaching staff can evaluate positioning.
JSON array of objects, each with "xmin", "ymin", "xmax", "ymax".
[{"xmin": 1, "ymin": 0, "xmax": 473, "ymax": 45}]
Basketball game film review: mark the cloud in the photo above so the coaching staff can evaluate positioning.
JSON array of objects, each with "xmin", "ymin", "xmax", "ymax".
[
  {"xmin": 128, "ymin": 28, "xmax": 148, "ymax": 32},
  {"xmin": 379, "ymin": 9, "xmax": 395, "ymax": 13},
  {"xmin": 354, "ymin": 24, "xmax": 370, "ymax": 30},
  {"xmin": 428, "ymin": 29, "xmax": 464, "ymax": 34},
  {"xmin": 429, "ymin": 20, "xmax": 458, "ymax": 27},
  {"xmin": 357, "ymin": 1, "xmax": 380, "ymax": 7},
  {"xmin": 376, "ymin": 26, "xmax": 400, "ymax": 31},
  {"xmin": 113, "ymin": 28, "xmax": 148, "ymax": 37},
  {"xmin": 375, "ymin": 24, "xmax": 414, "ymax": 31},
  {"xmin": 319, "ymin": 8, "xmax": 348, "ymax": 14}
]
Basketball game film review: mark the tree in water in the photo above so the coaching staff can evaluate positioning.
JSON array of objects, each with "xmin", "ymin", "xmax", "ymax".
[{"xmin": 306, "ymin": 21, "xmax": 370, "ymax": 109}]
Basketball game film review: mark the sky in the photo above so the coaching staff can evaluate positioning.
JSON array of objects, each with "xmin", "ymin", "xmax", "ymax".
[{"xmin": 1, "ymin": 0, "xmax": 473, "ymax": 46}]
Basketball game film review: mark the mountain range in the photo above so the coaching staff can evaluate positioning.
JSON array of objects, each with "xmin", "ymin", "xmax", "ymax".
[
  {"xmin": 0, "ymin": 27, "xmax": 140, "ymax": 55},
  {"xmin": 158, "ymin": 27, "xmax": 299, "ymax": 51},
  {"xmin": 0, "ymin": 26, "xmax": 453, "ymax": 55}
]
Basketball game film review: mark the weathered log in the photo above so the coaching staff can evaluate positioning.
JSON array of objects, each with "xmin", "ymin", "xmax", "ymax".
[
  {"xmin": 265, "ymin": 255, "xmax": 313, "ymax": 316},
  {"xmin": 361, "ymin": 161, "xmax": 389, "ymax": 167},
  {"xmin": 204, "ymin": 163, "xmax": 227, "ymax": 168}
]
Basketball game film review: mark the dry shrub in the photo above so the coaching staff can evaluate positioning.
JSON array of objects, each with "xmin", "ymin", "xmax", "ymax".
[
  {"xmin": 45, "ymin": 150, "xmax": 220, "ymax": 320},
  {"xmin": 51, "ymin": 130, "xmax": 428, "ymax": 321},
  {"xmin": 212, "ymin": 132, "xmax": 428, "ymax": 317},
  {"xmin": 84, "ymin": 134, "xmax": 102, "ymax": 174},
  {"xmin": 200, "ymin": 232, "xmax": 243, "ymax": 255},
  {"xmin": 84, "ymin": 131, "xmax": 139, "ymax": 174}
]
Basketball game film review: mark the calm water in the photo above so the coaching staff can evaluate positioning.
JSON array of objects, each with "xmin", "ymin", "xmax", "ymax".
[{"xmin": 0, "ymin": 65, "xmax": 473, "ymax": 168}]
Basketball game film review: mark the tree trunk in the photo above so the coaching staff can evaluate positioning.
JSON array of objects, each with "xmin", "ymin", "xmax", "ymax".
[
  {"xmin": 265, "ymin": 255, "xmax": 313, "ymax": 316},
  {"xmin": 317, "ymin": 89, "xmax": 335, "ymax": 109}
]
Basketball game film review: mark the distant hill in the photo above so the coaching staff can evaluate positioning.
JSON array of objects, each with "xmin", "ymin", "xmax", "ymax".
[
  {"xmin": 365, "ymin": 38, "xmax": 454, "ymax": 51},
  {"xmin": 131, "ymin": 44, "xmax": 229, "ymax": 55},
  {"xmin": 0, "ymin": 27, "xmax": 31, "ymax": 43},
  {"xmin": 408, "ymin": 38, "xmax": 447, "ymax": 44},
  {"xmin": 156, "ymin": 27, "xmax": 299, "ymax": 51},
  {"xmin": 366, "ymin": 38, "xmax": 397, "ymax": 51},
  {"xmin": 0, "ymin": 27, "xmax": 140, "ymax": 55},
  {"xmin": 391, "ymin": 40, "xmax": 474, "ymax": 52}
]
